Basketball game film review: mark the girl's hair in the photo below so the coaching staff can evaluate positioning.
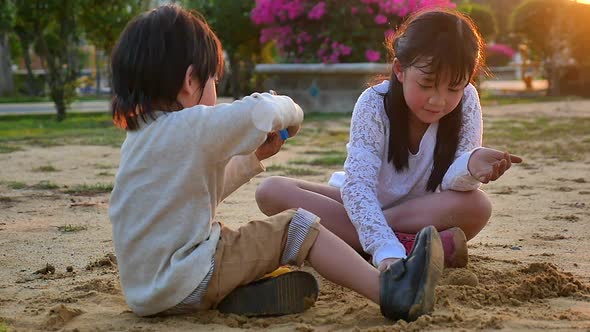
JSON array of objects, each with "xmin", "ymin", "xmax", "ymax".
[
  {"xmin": 111, "ymin": 4, "xmax": 224, "ymax": 130},
  {"xmin": 382, "ymin": 8, "xmax": 484, "ymax": 191}
]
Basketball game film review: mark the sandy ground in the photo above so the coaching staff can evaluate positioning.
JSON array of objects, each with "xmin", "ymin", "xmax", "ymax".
[{"xmin": 0, "ymin": 101, "xmax": 589, "ymax": 331}]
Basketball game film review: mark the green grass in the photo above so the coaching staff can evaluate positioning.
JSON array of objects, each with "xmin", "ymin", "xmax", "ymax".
[
  {"xmin": 57, "ymin": 224, "xmax": 88, "ymax": 233},
  {"xmin": 479, "ymin": 92, "xmax": 580, "ymax": 107},
  {"xmin": 0, "ymin": 112, "xmax": 125, "ymax": 149},
  {"xmin": 303, "ymin": 112, "xmax": 351, "ymax": 121},
  {"xmin": 31, "ymin": 181, "xmax": 59, "ymax": 190},
  {"xmin": 0, "ymin": 95, "xmax": 109, "ymax": 103},
  {"xmin": 2, "ymin": 181, "xmax": 27, "ymax": 189},
  {"xmin": 0, "ymin": 144, "xmax": 22, "ymax": 153},
  {"xmin": 94, "ymin": 163, "xmax": 116, "ymax": 169},
  {"xmin": 32, "ymin": 165, "xmax": 59, "ymax": 172},
  {"xmin": 0, "ymin": 319, "xmax": 8, "ymax": 332},
  {"xmin": 64, "ymin": 183, "xmax": 114, "ymax": 195},
  {"xmin": 97, "ymin": 172, "xmax": 114, "ymax": 177},
  {"xmin": 290, "ymin": 152, "xmax": 347, "ymax": 166},
  {"xmin": 484, "ymin": 117, "xmax": 590, "ymax": 161},
  {"xmin": 266, "ymin": 165, "xmax": 322, "ymax": 176}
]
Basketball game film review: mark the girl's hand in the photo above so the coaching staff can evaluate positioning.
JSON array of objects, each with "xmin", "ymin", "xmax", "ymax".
[
  {"xmin": 255, "ymin": 131, "xmax": 284, "ymax": 161},
  {"xmin": 377, "ymin": 258, "xmax": 400, "ymax": 272},
  {"xmin": 468, "ymin": 148, "xmax": 523, "ymax": 183}
]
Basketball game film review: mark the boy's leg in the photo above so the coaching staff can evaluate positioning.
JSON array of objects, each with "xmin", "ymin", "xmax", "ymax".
[
  {"xmin": 306, "ymin": 223, "xmax": 444, "ymax": 321},
  {"xmin": 203, "ymin": 207, "xmax": 444, "ymax": 321},
  {"xmin": 199, "ymin": 209, "xmax": 322, "ymax": 315}
]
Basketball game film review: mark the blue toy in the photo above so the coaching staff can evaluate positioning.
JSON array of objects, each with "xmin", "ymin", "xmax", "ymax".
[{"xmin": 279, "ymin": 129, "xmax": 289, "ymax": 140}]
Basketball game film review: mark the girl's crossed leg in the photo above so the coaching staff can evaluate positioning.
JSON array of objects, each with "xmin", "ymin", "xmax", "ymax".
[{"xmin": 255, "ymin": 176, "xmax": 492, "ymax": 263}]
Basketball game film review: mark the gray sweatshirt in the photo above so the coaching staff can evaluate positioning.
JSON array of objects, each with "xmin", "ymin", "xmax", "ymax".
[{"xmin": 109, "ymin": 93, "xmax": 303, "ymax": 316}]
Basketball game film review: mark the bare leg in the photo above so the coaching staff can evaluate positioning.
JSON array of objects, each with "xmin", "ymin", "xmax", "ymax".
[
  {"xmin": 382, "ymin": 190, "xmax": 491, "ymax": 240},
  {"xmin": 256, "ymin": 176, "xmax": 491, "ymax": 242},
  {"xmin": 256, "ymin": 176, "xmax": 362, "ymax": 250},
  {"xmin": 307, "ymin": 225, "xmax": 379, "ymax": 303}
]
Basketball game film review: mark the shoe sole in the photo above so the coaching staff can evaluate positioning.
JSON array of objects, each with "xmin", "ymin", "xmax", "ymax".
[
  {"xmin": 445, "ymin": 227, "xmax": 468, "ymax": 268},
  {"xmin": 217, "ymin": 271, "xmax": 319, "ymax": 317},
  {"xmin": 406, "ymin": 226, "xmax": 444, "ymax": 321}
]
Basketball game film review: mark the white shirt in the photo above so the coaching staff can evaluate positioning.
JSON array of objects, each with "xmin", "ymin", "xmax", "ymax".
[{"xmin": 332, "ymin": 81, "xmax": 482, "ymax": 266}]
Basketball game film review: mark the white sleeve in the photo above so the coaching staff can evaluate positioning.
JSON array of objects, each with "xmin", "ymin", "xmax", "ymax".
[
  {"xmin": 193, "ymin": 92, "xmax": 304, "ymax": 163},
  {"xmin": 441, "ymin": 84, "xmax": 483, "ymax": 191},
  {"xmin": 341, "ymin": 89, "xmax": 407, "ymax": 266}
]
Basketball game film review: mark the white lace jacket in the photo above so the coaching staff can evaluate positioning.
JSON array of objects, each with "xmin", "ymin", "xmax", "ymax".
[{"xmin": 336, "ymin": 80, "xmax": 482, "ymax": 266}]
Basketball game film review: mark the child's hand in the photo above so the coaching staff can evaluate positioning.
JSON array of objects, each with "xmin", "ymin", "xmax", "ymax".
[
  {"xmin": 255, "ymin": 131, "xmax": 285, "ymax": 161},
  {"xmin": 468, "ymin": 148, "xmax": 523, "ymax": 183},
  {"xmin": 377, "ymin": 258, "xmax": 400, "ymax": 272}
]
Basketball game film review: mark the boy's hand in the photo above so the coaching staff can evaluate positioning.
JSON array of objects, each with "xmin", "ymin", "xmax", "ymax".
[
  {"xmin": 468, "ymin": 148, "xmax": 523, "ymax": 183},
  {"xmin": 255, "ymin": 131, "xmax": 284, "ymax": 161}
]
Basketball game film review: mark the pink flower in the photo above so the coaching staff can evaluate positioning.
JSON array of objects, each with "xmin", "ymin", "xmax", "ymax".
[
  {"xmin": 340, "ymin": 45, "xmax": 353, "ymax": 56},
  {"xmin": 251, "ymin": 0, "xmax": 455, "ymax": 64},
  {"xmin": 308, "ymin": 2, "xmax": 326, "ymax": 20},
  {"xmin": 374, "ymin": 14, "xmax": 388, "ymax": 24},
  {"xmin": 487, "ymin": 43, "xmax": 516, "ymax": 58},
  {"xmin": 365, "ymin": 49, "xmax": 381, "ymax": 62}
]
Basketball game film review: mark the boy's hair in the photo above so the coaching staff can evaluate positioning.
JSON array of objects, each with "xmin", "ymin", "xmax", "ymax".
[
  {"xmin": 110, "ymin": 4, "xmax": 224, "ymax": 130},
  {"xmin": 382, "ymin": 8, "xmax": 485, "ymax": 191}
]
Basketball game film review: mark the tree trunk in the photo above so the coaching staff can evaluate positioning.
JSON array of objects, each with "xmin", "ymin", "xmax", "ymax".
[
  {"xmin": 16, "ymin": 31, "xmax": 39, "ymax": 96},
  {"xmin": 52, "ymin": 88, "xmax": 67, "ymax": 121},
  {"xmin": 22, "ymin": 48, "xmax": 37, "ymax": 96},
  {"xmin": 0, "ymin": 33, "xmax": 14, "ymax": 96},
  {"xmin": 229, "ymin": 54, "xmax": 242, "ymax": 99},
  {"xmin": 95, "ymin": 49, "xmax": 101, "ymax": 96}
]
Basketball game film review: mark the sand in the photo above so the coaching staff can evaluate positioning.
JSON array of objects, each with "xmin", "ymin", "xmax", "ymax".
[{"xmin": 0, "ymin": 100, "xmax": 589, "ymax": 331}]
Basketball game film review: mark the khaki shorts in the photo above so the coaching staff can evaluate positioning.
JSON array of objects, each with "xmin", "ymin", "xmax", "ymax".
[{"xmin": 198, "ymin": 208, "xmax": 321, "ymax": 310}]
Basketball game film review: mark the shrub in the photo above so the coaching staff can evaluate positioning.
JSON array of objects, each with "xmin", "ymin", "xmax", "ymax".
[
  {"xmin": 486, "ymin": 43, "xmax": 516, "ymax": 66},
  {"xmin": 251, "ymin": 0, "xmax": 455, "ymax": 63}
]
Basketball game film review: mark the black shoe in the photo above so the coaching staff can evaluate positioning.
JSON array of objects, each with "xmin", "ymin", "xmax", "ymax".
[
  {"xmin": 217, "ymin": 271, "xmax": 319, "ymax": 317},
  {"xmin": 379, "ymin": 225, "xmax": 444, "ymax": 321}
]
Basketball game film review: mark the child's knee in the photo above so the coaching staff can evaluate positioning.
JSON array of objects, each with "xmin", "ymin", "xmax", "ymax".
[
  {"xmin": 256, "ymin": 176, "xmax": 291, "ymax": 205},
  {"xmin": 466, "ymin": 190, "xmax": 492, "ymax": 223}
]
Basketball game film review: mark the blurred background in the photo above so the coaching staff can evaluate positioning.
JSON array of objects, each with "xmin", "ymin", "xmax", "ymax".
[{"xmin": 0, "ymin": 0, "xmax": 589, "ymax": 119}]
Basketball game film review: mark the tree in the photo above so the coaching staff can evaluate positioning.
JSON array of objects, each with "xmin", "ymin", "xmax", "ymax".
[
  {"xmin": 15, "ymin": 0, "xmax": 82, "ymax": 121},
  {"xmin": 510, "ymin": 0, "xmax": 558, "ymax": 59},
  {"xmin": 185, "ymin": 0, "xmax": 263, "ymax": 98},
  {"xmin": 13, "ymin": 1, "xmax": 39, "ymax": 96},
  {"xmin": 470, "ymin": 0, "xmax": 525, "ymax": 40},
  {"xmin": 458, "ymin": 3, "xmax": 498, "ymax": 40},
  {"xmin": 511, "ymin": 0, "xmax": 589, "ymax": 95},
  {"xmin": 0, "ymin": 0, "xmax": 16, "ymax": 96},
  {"xmin": 79, "ymin": 0, "xmax": 147, "ymax": 95}
]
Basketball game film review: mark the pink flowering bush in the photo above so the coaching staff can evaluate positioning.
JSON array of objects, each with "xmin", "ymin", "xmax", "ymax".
[
  {"xmin": 251, "ymin": 0, "xmax": 455, "ymax": 63},
  {"xmin": 486, "ymin": 43, "xmax": 516, "ymax": 66}
]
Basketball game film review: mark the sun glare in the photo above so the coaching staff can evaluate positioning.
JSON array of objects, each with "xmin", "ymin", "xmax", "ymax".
[{"xmin": 575, "ymin": 0, "xmax": 590, "ymax": 3}]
